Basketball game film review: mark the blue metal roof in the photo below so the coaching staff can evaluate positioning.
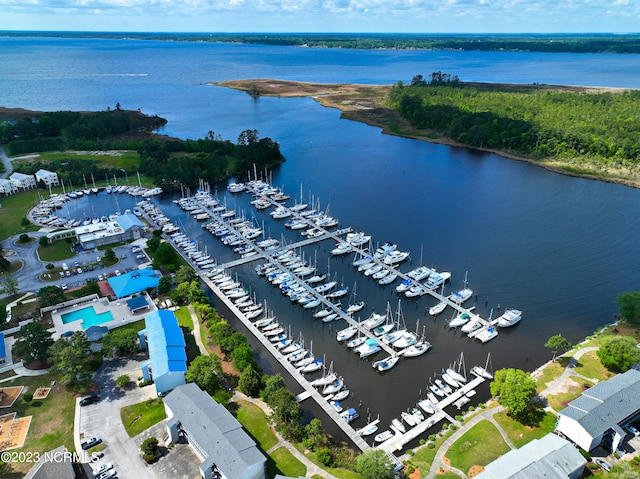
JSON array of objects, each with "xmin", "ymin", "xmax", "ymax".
[
  {"xmin": 145, "ymin": 310, "xmax": 187, "ymax": 377},
  {"xmin": 0, "ymin": 332, "xmax": 5, "ymax": 359},
  {"xmin": 108, "ymin": 267, "xmax": 159, "ymax": 298},
  {"xmin": 126, "ymin": 295, "xmax": 149, "ymax": 311},
  {"xmin": 116, "ymin": 213, "xmax": 143, "ymax": 231}
]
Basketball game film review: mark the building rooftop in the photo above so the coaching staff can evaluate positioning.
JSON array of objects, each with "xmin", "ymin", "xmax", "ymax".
[
  {"xmin": 108, "ymin": 267, "xmax": 160, "ymax": 298},
  {"xmin": 145, "ymin": 310, "xmax": 186, "ymax": 378},
  {"xmin": 475, "ymin": 433, "xmax": 585, "ymax": 479},
  {"xmin": 164, "ymin": 383, "xmax": 266, "ymax": 479},
  {"xmin": 560, "ymin": 368, "xmax": 640, "ymax": 438},
  {"xmin": 0, "ymin": 332, "xmax": 5, "ymax": 359},
  {"xmin": 126, "ymin": 295, "xmax": 149, "ymax": 312},
  {"xmin": 35, "ymin": 169, "xmax": 57, "ymax": 177},
  {"xmin": 117, "ymin": 213, "xmax": 144, "ymax": 231},
  {"xmin": 9, "ymin": 172, "xmax": 33, "ymax": 181}
]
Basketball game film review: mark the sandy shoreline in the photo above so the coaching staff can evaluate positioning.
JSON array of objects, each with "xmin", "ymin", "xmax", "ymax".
[{"xmin": 212, "ymin": 79, "xmax": 640, "ymax": 189}]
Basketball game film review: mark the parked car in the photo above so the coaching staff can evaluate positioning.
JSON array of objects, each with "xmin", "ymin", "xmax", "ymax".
[
  {"xmin": 115, "ymin": 270, "xmax": 121, "ymax": 276},
  {"xmin": 90, "ymin": 451, "xmax": 104, "ymax": 462},
  {"xmin": 79, "ymin": 395, "xmax": 99, "ymax": 406},
  {"xmin": 594, "ymin": 458, "xmax": 611, "ymax": 472},
  {"xmin": 60, "ymin": 283, "xmax": 68, "ymax": 291},
  {"xmin": 96, "ymin": 470, "xmax": 116, "ymax": 479},
  {"xmin": 627, "ymin": 424, "xmax": 639, "ymax": 437},
  {"xmin": 97, "ymin": 274, "xmax": 104, "ymax": 281},
  {"xmin": 94, "ymin": 463, "xmax": 113, "ymax": 474},
  {"xmin": 81, "ymin": 437, "xmax": 102, "ymax": 450}
]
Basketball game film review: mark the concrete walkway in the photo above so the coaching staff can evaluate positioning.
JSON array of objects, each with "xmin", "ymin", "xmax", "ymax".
[{"xmin": 539, "ymin": 346, "xmax": 599, "ymax": 398}]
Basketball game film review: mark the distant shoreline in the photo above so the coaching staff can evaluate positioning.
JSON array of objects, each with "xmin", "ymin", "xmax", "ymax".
[{"xmin": 212, "ymin": 79, "xmax": 640, "ymax": 189}]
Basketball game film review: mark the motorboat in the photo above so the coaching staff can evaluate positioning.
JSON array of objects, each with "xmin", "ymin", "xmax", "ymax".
[
  {"xmin": 383, "ymin": 250, "xmax": 410, "ymax": 265},
  {"xmin": 449, "ymin": 312, "xmax": 472, "ymax": 328},
  {"xmin": 404, "ymin": 283, "xmax": 427, "ymax": 298},
  {"xmin": 449, "ymin": 287, "xmax": 473, "ymax": 304},
  {"xmin": 412, "ymin": 407, "xmax": 425, "ymax": 423},
  {"xmin": 407, "ymin": 266, "xmax": 433, "ymax": 281},
  {"xmin": 372, "ymin": 268, "xmax": 390, "ymax": 280},
  {"xmin": 391, "ymin": 418, "xmax": 406, "ymax": 434},
  {"xmin": 340, "ymin": 408, "xmax": 359, "ymax": 423},
  {"xmin": 374, "ymin": 355, "xmax": 399, "ymax": 372},
  {"xmin": 364, "ymin": 264, "xmax": 383, "ymax": 277},
  {"xmin": 418, "ymin": 399, "xmax": 435, "ymax": 415},
  {"xmin": 462, "ymin": 319, "xmax": 483, "ymax": 334},
  {"xmin": 435, "ymin": 378, "xmax": 452, "ymax": 395},
  {"xmin": 401, "ymin": 411, "xmax": 416, "ymax": 428},
  {"xmin": 396, "ymin": 278, "xmax": 414, "ymax": 294},
  {"xmin": 375, "ymin": 430, "xmax": 394, "ymax": 443},
  {"xmin": 329, "ymin": 401, "xmax": 343, "ymax": 413},
  {"xmin": 427, "ymin": 392, "xmax": 439, "ymax": 404},
  {"xmin": 400, "ymin": 340, "xmax": 432, "ymax": 358},
  {"xmin": 378, "ymin": 272, "xmax": 398, "ymax": 285},
  {"xmin": 346, "ymin": 231, "xmax": 371, "ymax": 246},
  {"xmin": 331, "ymin": 242, "xmax": 353, "ymax": 255},
  {"xmin": 429, "ymin": 301, "xmax": 447, "ymax": 316},
  {"xmin": 356, "ymin": 338, "xmax": 381, "ymax": 358},
  {"xmin": 362, "ymin": 312, "xmax": 386, "ymax": 331},
  {"xmin": 336, "ymin": 325, "xmax": 358, "ymax": 342},
  {"xmin": 497, "ymin": 309, "xmax": 522, "ymax": 327},
  {"xmin": 426, "ymin": 271, "xmax": 451, "ymax": 290},
  {"xmin": 373, "ymin": 242, "xmax": 397, "ymax": 259},
  {"xmin": 476, "ymin": 327, "xmax": 499, "ymax": 343},
  {"xmin": 358, "ymin": 421, "xmax": 379, "ymax": 437}
]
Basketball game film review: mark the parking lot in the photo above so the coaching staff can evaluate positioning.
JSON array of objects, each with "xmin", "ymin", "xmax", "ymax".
[{"xmin": 78, "ymin": 357, "xmax": 157, "ymax": 479}]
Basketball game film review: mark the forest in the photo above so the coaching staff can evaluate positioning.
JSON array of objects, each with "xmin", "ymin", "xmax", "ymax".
[
  {"xmin": 385, "ymin": 73, "xmax": 640, "ymax": 170},
  {"xmin": 8, "ymin": 31, "xmax": 640, "ymax": 54},
  {"xmin": 1, "ymin": 110, "xmax": 285, "ymax": 189}
]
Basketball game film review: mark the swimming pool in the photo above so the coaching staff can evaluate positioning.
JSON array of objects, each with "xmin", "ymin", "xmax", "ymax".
[{"xmin": 60, "ymin": 306, "xmax": 114, "ymax": 328}]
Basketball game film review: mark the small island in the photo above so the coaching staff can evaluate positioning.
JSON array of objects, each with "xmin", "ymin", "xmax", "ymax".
[{"xmin": 214, "ymin": 77, "xmax": 640, "ymax": 189}]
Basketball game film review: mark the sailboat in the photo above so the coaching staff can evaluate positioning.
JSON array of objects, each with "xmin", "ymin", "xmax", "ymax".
[
  {"xmin": 346, "ymin": 283, "xmax": 365, "ymax": 314},
  {"xmin": 448, "ymin": 271, "xmax": 473, "ymax": 304}
]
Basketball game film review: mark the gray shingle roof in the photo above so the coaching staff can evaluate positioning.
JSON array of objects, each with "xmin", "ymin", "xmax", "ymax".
[
  {"xmin": 560, "ymin": 368, "xmax": 640, "ymax": 437},
  {"xmin": 164, "ymin": 383, "xmax": 265, "ymax": 479},
  {"xmin": 475, "ymin": 433, "xmax": 585, "ymax": 479}
]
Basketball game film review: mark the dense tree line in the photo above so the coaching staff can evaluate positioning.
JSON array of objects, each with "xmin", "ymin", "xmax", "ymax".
[
  {"xmin": 386, "ymin": 75, "xmax": 640, "ymax": 169},
  {"xmin": 9, "ymin": 32, "xmax": 640, "ymax": 54}
]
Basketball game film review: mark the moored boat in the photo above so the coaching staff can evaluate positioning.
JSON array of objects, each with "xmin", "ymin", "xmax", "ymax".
[{"xmin": 497, "ymin": 309, "xmax": 522, "ymax": 327}]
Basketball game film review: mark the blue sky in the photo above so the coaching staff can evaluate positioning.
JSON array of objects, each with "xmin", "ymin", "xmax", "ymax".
[{"xmin": 1, "ymin": 0, "xmax": 639, "ymax": 33}]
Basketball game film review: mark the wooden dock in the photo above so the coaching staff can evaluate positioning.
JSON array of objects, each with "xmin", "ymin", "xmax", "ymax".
[{"xmin": 200, "ymin": 274, "xmax": 372, "ymax": 452}]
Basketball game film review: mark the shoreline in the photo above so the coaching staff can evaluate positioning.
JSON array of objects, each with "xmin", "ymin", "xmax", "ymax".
[{"xmin": 212, "ymin": 79, "xmax": 640, "ymax": 190}]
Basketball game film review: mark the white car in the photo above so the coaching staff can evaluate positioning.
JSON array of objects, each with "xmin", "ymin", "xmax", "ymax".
[
  {"xmin": 115, "ymin": 270, "xmax": 121, "ymax": 276},
  {"xmin": 94, "ymin": 462, "xmax": 113, "ymax": 475},
  {"xmin": 60, "ymin": 283, "xmax": 68, "ymax": 290}
]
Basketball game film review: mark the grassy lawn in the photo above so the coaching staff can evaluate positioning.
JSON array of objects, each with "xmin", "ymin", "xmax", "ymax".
[
  {"xmin": 493, "ymin": 410, "xmax": 557, "ymax": 448},
  {"xmin": 573, "ymin": 351, "xmax": 612, "ymax": 381},
  {"xmin": 235, "ymin": 400, "xmax": 278, "ymax": 451},
  {"xmin": 174, "ymin": 306, "xmax": 193, "ymax": 330},
  {"xmin": 20, "ymin": 150, "xmax": 142, "ymax": 172},
  {"xmin": 0, "ymin": 190, "xmax": 42, "ymax": 240},
  {"xmin": 534, "ymin": 361, "xmax": 564, "ymax": 393},
  {"xmin": 120, "ymin": 398, "xmax": 167, "ymax": 437},
  {"xmin": 37, "ymin": 241, "xmax": 76, "ymax": 262},
  {"xmin": 547, "ymin": 376, "xmax": 589, "ymax": 412},
  {"xmin": 269, "ymin": 446, "xmax": 307, "ymax": 478},
  {"xmin": 293, "ymin": 444, "xmax": 361, "ymax": 479},
  {"xmin": 409, "ymin": 428, "xmax": 455, "ymax": 475},
  {"xmin": 445, "ymin": 420, "xmax": 511, "ymax": 475},
  {"xmin": 2, "ymin": 373, "xmax": 76, "ymax": 477}
]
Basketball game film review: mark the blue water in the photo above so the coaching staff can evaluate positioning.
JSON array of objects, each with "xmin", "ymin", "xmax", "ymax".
[
  {"xmin": 60, "ymin": 305, "xmax": 114, "ymax": 328},
  {"xmin": 3, "ymin": 36, "xmax": 640, "ymax": 437}
]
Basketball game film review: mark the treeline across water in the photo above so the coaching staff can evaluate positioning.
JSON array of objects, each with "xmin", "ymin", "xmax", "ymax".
[
  {"xmin": 1, "ymin": 110, "xmax": 285, "ymax": 189},
  {"xmin": 385, "ymin": 73, "xmax": 640, "ymax": 169},
  {"xmin": 8, "ymin": 31, "xmax": 640, "ymax": 53}
]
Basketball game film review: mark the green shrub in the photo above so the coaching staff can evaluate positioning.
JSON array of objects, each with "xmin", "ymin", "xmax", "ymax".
[
  {"xmin": 468, "ymin": 406, "xmax": 475, "ymax": 412},
  {"xmin": 316, "ymin": 448, "xmax": 333, "ymax": 466},
  {"xmin": 428, "ymin": 434, "xmax": 436, "ymax": 441},
  {"xmin": 427, "ymin": 442, "xmax": 435, "ymax": 449},
  {"xmin": 407, "ymin": 449, "xmax": 414, "ymax": 456},
  {"xmin": 46, "ymin": 263, "xmax": 54, "ymax": 270},
  {"xmin": 419, "ymin": 439, "xmax": 425, "ymax": 445},
  {"xmin": 23, "ymin": 393, "xmax": 33, "ymax": 402}
]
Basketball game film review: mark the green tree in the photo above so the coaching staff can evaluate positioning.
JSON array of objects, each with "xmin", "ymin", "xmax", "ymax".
[
  {"xmin": 617, "ymin": 292, "xmax": 640, "ymax": 325},
  {"xmin": 187, "ymin": 281, "xmax": 208, "ymax": 304},
  {"xmin": 269, "ymin": 387, "xmax": 304, "ymax": 440},
  {"xmin": 146, "ymin": 237, "xmax": 160, "ymax": 254},
  {"xmin": 220, "ymin": 332, "xmax": 248, "ymax": 355},
  {"xmin": 157, "ymin": 275, "xmax": 172, "ymax": 294},
  {"xmin": 185, "ymin": 355, "xmax": 222, "ymax": 395},
  {"xmin": 209, "ymin": 321, "xmax": 234, "ymax": 346},
  {"xmin": 544, "ymin": 334, "xmax": 573, "ymax": 361},
  {"xmin": 304, "ymin": 418, "xmax": 325, "ymax": 450},
  {"xmin": 490, "ymin": 368, "xmax": 538, "ymax": 420},
  {"xmin": 0, "ymin": 256, "xmax": 10, "ymax": 272},
  {"xmin": 12, "ymin": 322, "xmax": 54, "ymax": 364},
  {"xmin": 18, "ymin": 233, "xmax": 30, "ymax": 243},
  {"xmin": 261, "ymin": 374, "xmax": 286, "ymax": 404},
  {"xmin": 21, "ymin": 217, "xmax": 31, "ymax": 227},
  {"xmin": 38, "ymin": 235, "xmax": 49, "ymax": 247},
  {"xmin": 141, "ymin": 436, "xmax": 158, "ymax": 462},
  {"xmin": 104, "ymin": 247, "xmax": 116, "ymax": 262},
  {"xmin": 356, "ymin": 449, "xmax": 395, "ymax": 479},
  {"xmin": 231, "ymin": 344, "xmax": 254, "ymax": 373},
  {"xmin": 608, "ymin": 461, "xmax": 640, "ymax": 478},
  {"xmin": 176, "ymin": 281, "xmax": 191, "ymax": 304},
  {"xmin": 116, "ymin": 374, "xmax": 130, "ymax": 388},
  {"xmin": 38, "ymin": 285, "xmax": 66, "ymax": 307},
  {"xmin": 316, "ymin": 448, "xmax": 333, "ymax": 466},
  {"xmin": 48, "ymin": 331, "xmax": 92, "ymax": 386},
  {"xmin": 238, "ymin": 364, "xmax": 262, "ymax": 397},
  {"xmin": 597, "ymin": 335, "xmax": 640, "ymax": 373},
  {"xmin": 154, "ymin": 242, "xmax": 178, "ymax": 265},
  {"xmin": 101, "ymin": 328, "xmax": 140, "ymax": 358},
  {"xmin": 1, "ymin": 275, "xmax": 19, "ymax": 295},
  {"xmin": 175, "ymin": 265, "xmax": 197, "ymax": 285}
]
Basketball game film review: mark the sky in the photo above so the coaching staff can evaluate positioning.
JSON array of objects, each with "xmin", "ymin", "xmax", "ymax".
[{"xmin": 0, "ymin": 0, "xmax": 639, "ymax": 34}]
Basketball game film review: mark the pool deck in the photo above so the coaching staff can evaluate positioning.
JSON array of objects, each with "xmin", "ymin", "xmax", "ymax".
[{"xmin": 50, "ymin": 294, "xmax": 156, "ymax": 338}]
